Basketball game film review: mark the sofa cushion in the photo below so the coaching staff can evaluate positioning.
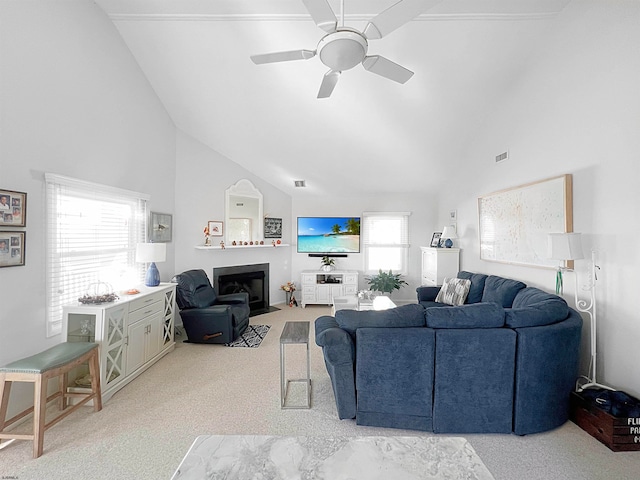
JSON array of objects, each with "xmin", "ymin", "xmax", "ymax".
[
  {"xmin": 505, "ymin": 287, "xmax": 569, "ymax": 328},
  {"xmin": 435, "ymin": 277, "xmax": 471, "ymax": 306},
  {"xmin": 425, "ymin": 302, "xmax": 505, "ymax": 329},
  {"xmin": 335, "ymin": 304, "xmax": 426, "ymax": 339},
  {"xmin": 481, "ymin": 276, "xmax": 526, "ymax": 308},
  {"xmin": 456, "ymin": 271, "xmax": 488, "ymax": 304}
]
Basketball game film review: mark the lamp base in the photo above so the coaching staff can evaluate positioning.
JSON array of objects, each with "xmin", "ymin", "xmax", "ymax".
[
  {"xmin": 444, "ymin": 238, "xmax": 453, "ymax": 248},
  {"xmin": 145, "ymin": 262, "xmax": 160, "ymax": 287}
]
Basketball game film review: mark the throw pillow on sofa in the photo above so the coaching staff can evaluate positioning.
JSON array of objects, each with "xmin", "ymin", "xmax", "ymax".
[{"xmin": 435, "ymin": 277, "xmax": 471, "ymax": 306}]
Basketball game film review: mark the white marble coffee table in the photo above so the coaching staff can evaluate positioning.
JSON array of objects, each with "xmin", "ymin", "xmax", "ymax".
[{"xmin": 171, "ymin": 435, "xmax": 494, "ymax": 479}]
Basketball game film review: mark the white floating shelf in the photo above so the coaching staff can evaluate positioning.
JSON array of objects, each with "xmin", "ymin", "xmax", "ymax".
[{"xmin": 195, "ymin": 243, "xmax": 290, "ymax": 250}]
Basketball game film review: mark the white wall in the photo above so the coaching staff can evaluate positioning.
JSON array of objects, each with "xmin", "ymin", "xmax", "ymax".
[
  {"xmin": 173, "ymin": 131, "xmax": 293, "ymax": 305},
  {"xmin": 291, "ymin": 192, "xmax": 438, "ymax": 303},
  {"xmin": 0, "ymin": 1, "xmax": 176, "ymax": 412},
  {"xmin": 438, "ymin": 1, "xmax": 640, "ymax": 397}
]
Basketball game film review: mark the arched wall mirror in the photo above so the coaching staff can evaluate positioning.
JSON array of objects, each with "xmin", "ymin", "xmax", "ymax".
[{"xmin": 225, "ymin": 179, "xmax": 263, "ymax": 243}]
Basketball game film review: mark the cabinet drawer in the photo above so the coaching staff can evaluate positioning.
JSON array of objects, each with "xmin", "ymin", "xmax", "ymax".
[
  {"xmin": 344, "ymin": 274, "xmax": 357, "ymax": 285},
  {"xmin": 422, "ymin": 276, "xmax": 437, "ymax": 287},
  {"xmin": 129, "ymin": 291, "xmax": 164, "ymax": 312},
  {"xmin": 128, "ymin": 300, "xmax": 162, "ymax": 325},
  {"xmin": 303, "ymin": 285, "xmax": 316, "ymax": 294},
  {"xmin": 344, "ymin": 285, "xmax": 357, "ymax": 295},
  {"xmin": 301, "ymin": 274, "xmax": 316, "ymax": 284}
]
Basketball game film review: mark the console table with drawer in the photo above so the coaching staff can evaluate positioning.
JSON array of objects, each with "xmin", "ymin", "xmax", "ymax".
[
  {"xmin": 62, "ymin": 283, "xmax": 176, "ymax": 403},
  {"xmin": 300, "ymin": 270, "xmax": 359, "ymax": 308}
]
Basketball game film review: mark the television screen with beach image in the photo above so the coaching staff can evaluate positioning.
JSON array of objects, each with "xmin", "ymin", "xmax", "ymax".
[{"xmin": 297, "ymin": 217, "xmax": 361, "ymax": 253}]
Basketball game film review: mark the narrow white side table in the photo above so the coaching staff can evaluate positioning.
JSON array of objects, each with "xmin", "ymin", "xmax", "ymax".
[{"xmin": 279, "ymin": 321, "xmax": 311, "ymax": 409}]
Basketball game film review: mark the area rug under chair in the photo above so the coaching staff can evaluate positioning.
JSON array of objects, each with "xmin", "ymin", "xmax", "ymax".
[{"xmin": 225, "ymin": 325, "xmax": 270, "ymax": 348}]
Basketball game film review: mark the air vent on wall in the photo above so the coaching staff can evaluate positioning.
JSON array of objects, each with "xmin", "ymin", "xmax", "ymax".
[
  {"xmin": 294, "ymin": 180, "xmax": 306, "ymax": 187},
  {"xmin": 495, "ymin": 151, "xmax": 509, "ymax": 163}
]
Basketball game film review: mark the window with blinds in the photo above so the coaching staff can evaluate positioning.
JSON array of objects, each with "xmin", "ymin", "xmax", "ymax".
[
  {"xmin": 45, "ymin": 174, "xmax": 148, "ymax": 337},
  {"xmin": 362, "ymin": 212, "xmax": 411, "ymax": 275}
]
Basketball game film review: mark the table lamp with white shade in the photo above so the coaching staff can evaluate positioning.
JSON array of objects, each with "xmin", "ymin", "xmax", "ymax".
[
  {"xmin": 136, "ymin": 243, "xmax": 166, "ymax": 287},
  {"xmin": 548, "ymin": 233, "xmax": 611, "ymax": 392},
  {"xmin": 441, "ymin": 226, "xmax": 458, "ymax": 248}
]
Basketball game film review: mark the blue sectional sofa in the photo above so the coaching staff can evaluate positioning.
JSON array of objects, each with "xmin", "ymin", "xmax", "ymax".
[{"xmin": 314, "ymin": 271, "xmax": 582, "ymax": 435}]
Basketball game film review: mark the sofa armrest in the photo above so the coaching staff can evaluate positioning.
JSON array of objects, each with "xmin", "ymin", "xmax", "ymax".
[
  {"xmin": 216, "ymin": 292, "xmax": 250, "ymax": 305},
  {"xmin": 314, "ymin": 315, "xmax": 357, "ymax": 419},
  {"xmin": 416, "ymin": 286, "xmax": 440, "ymax": 302},
  {"xmin": 179, "ymin": 305, "xmax": 233, "ymax": 323}
]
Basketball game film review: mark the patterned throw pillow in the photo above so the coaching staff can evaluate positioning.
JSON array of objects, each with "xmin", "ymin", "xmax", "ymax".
[{"xmin": 435, "ymin": 277, "xmax": 471, "ymax": 306}]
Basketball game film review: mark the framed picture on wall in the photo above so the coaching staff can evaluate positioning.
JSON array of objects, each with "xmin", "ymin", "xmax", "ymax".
[
  {"xmin": 208, "ymin": 220, "xmax": 224, "ymax": 237},
  {"xmin": 0, "ymin": 189, "xmax": 27, "ymax": 227},
  {"xmin": 0, "ymin": 231, "xmax": 25, "ymax": 267},
  {"xmin": 150, "ymin": 212, "xmax": 172, "ymax": 243},
  {"xmin": 264, "ymin": 217, "xmax": 282, "ymax": 238}
]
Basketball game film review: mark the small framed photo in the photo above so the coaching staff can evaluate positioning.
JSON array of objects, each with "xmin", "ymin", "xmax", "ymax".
[
  {"xmin": 150, "ymin": 212, "xmax": 172, "ymax": 243},
  {"xmin": 449, "ymin": 210, "xmax": 457, "ymax": 222},
  {"xmin": 264, "ymin": 217, "xmax": 282, "ymax": 239},
  {"xmin": 0, "ymin": 231, "xmax": 25, "ymax": 267},
  {"xmin": 430, "ymin": 232, "xmax": 442, "ymax": 248},
  {"xmin": 208, "ymin": 220, "xmax": 224, "ymax": 237},
  {"xmin": 0, "ymin": 189, "xmax": 27, "ymax": 227}
]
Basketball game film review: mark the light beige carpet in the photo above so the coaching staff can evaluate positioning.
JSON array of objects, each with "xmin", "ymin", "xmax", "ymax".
[{"xmin": 1, "ymin": 304, "xmax": 638, "ymax": 480}]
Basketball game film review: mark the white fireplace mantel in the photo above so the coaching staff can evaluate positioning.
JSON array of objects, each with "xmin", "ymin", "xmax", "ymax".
[{"xmin": 195, "ymin": 244, "xmax": 290, "ymax": 250}]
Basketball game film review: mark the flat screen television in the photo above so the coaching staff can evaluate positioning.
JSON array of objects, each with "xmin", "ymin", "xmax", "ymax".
[{"xmin": 297, "ymin": 217, "xmax": 361, "ymax": 254}]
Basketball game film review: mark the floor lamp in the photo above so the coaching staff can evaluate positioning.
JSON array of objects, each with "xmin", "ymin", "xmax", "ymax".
[{"xmin": 548, "ymin": 233, "xmax": 612, "ymax": 392}]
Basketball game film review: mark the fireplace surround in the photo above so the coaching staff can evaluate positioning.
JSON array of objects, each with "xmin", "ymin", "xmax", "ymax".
[{"xmin": 213, "ymin": 263, "xmax": 271, "ymax": 316}]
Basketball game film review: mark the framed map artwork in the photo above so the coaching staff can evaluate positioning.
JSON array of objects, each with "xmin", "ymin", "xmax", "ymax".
[{"xmin": 478, "ymin": 174, "xmax": 573, "ymax": 268}]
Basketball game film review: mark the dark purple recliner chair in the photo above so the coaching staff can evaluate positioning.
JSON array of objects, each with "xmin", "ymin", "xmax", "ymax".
[{"xmin": 172, "ymin": 269, "xmax": 250, "ymax": 344}]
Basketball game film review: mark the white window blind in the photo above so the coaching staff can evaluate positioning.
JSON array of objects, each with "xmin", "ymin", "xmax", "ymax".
[
  {"xmin": 45, "ymin": 174, "xmax": 149, "ymax": 337},
  {"xmin": 362, "ymin": 212, "xmax": 411, "ymax": 275}
]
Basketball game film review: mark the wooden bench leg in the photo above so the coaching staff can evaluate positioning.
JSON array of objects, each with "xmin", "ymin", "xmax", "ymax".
[
  {"xmin": 89, "ymin": 349, "xmax": 102, "ymax": 412},
  {"xmin": 0, "ymin": 374, "xmax": 11, "ymax": 436},
  {"xmin": 33, "ymin": 373, "xmax": 48, "ymax": 458}
]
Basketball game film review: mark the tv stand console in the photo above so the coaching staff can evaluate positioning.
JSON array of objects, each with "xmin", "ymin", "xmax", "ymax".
[{"xmin": 300, "ymin": 270, "xmax": 359, "ymax": 308}]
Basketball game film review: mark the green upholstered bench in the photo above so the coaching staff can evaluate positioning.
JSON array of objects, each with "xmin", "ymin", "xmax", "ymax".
[{"xmin": 0, "ymin": 342, "xmax": 102, "ymax": 458}]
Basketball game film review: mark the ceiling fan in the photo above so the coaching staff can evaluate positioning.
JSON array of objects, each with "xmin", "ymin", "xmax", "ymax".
[{"xmin": 250, "ymin": 0, "xmax": 441, "ymax": 98}]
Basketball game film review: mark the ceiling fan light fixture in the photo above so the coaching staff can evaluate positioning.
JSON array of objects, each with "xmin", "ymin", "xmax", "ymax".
[{"xmin": 317, "ymin": 30, "xmax": 368, "ymax": 71}]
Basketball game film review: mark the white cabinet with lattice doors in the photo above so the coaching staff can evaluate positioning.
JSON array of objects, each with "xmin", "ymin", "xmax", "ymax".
[{"xmin": 62, "ymin": 284, "xmax": 175, "ymax": 403}]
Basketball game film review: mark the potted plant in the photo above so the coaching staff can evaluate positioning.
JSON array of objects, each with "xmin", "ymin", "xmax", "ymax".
[
  {"xmin": 320, "ymin": 256, "xmax": 335, "ymax": 272},
  {"xmin": 365, "ymin": 269, "xmax": 408, "ymax": 295}
]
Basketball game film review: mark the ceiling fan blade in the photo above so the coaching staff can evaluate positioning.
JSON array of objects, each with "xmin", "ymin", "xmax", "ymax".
[
  {"xmin": 317, "ymin": 70, "xmax": 341, "ymax": 98},
  {"xmin": 362, "ymin": 55, "xmax": 414, "ymax": 84},
  {"xmin": 250, "ymin": 50, "xmax": 316, "ymax": 65},
  {"xmin": 363, "ymin": 0, "xmax": 442, "ymax": 39},
  {"xmin": 302, "ymin": 0, "xmax": 337, "ymax": 33}
]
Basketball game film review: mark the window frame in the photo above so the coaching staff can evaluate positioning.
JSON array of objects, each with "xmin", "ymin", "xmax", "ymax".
[
  {"xmin": 45, "ymin": 173, "xmax": 149, "ymax": 337},
  {"xmin": 362, "ymin": 211, "xmax": 411, "ymax": 276}
]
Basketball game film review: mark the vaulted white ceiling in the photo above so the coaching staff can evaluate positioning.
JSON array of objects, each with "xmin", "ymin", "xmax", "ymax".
[{"xmin": 95, "ymin": 0, "xmax": 571, "ymax": 196}]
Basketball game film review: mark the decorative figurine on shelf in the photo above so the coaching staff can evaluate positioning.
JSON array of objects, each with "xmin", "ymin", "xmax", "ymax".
[
  {"xmin": 220, "ymin": 240, "xmax": 225, "ymax": 249},
  {"xmin": 272, "ymin": 240, "xmax": 276, "ymax": 247},
  {"xmin": 232, "ymin": 240, "xmax": 237, "ymax": 246},
  {"xmin": 260, "ymin": 240, "xmax": 264, "ymax": 245},
  {"xmin": 204, "ymin": 225, "xmax": 211, "ymax": 246}
]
